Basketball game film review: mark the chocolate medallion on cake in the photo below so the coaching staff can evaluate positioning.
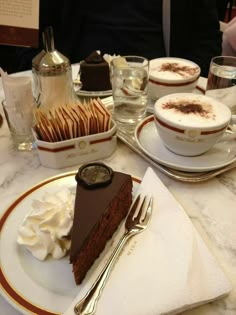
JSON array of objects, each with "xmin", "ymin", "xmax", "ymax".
[{"xmin": 76, "ymin": 162, "xmax": 113, "ymax": 188}]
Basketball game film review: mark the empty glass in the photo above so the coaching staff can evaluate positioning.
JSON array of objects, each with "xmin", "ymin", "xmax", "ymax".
[{"xmin": 2, "ymin": 100, "xmax": 34, "ymax": 151}]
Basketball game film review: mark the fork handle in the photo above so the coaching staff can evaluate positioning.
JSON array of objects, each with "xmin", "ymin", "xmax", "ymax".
[{"xmin": 74, "ymin": 231, "xmax": 133, "ymax": 315}]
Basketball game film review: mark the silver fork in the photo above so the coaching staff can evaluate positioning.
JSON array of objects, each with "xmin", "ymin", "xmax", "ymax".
[{"xmin": 74, "ymin": 194, "xmax": 153, "ymax": 315}]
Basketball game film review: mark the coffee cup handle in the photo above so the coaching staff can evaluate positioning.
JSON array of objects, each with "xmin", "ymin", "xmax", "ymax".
[
  {"xmin": 218, "ymin": 118, "xmax": 236, "ymax": 142},
  {"xmin": 231, "ymin": 114, "xmax": 236, "ymax": 125}
]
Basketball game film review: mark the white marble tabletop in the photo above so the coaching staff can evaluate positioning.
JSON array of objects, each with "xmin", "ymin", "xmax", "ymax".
[{"xmin": 0, "ymin": 68, "xmax": 236, "ymax": 315}]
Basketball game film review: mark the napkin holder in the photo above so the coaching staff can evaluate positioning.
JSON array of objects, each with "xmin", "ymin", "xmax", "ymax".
[{"xmin": 33, "ymin": 120, "xmax": 117, "ymax": 169}]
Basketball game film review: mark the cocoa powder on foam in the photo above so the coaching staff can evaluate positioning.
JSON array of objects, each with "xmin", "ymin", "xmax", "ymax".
[
  {"xmin": 159, "ymin": 62, "xmax": 199, "ymax": 77},
  {"xmin": 162, "ymin": 101, "xmax": 215, "ymax": 119}
]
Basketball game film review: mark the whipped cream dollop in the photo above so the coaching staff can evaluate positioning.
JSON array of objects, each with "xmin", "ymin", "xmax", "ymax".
[{"xmin": 17, "ymin": 188, "xmax": 75, "ymax": 260}]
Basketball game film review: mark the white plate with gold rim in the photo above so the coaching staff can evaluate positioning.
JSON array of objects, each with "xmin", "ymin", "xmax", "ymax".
[
  {"xmin": 0, "ymin": 172, "xmax": 139, "ymax": 315},
  {"xmin": 135, "ymin": 116, "xmax": 236, "ymax": 172}
]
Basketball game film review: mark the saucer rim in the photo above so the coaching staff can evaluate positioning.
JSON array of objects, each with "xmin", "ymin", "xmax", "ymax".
[{"xmin": 134, "ymin": 115, "xmax": 236, "ymax": 173}]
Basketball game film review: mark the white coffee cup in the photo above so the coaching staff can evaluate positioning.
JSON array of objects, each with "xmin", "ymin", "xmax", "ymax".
[
  {"xmin": 154, "ymin": 93, "xmax": 236, "ymax": 156},
  {"xmin": 148, "ymin": 57, "xmax": 200, "ymax": 100}
]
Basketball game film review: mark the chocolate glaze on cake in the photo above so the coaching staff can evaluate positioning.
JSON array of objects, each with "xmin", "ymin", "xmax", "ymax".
[
  {"xmin": 70, "ymin": 163, "xmax": 132, "ymax": 284},
  {"xmin": 80, "ymin": 51, "xmax": 112, "ymax": 91}
]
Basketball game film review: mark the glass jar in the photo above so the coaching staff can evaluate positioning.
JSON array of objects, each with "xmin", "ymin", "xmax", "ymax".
[{"xmin": 32, "ymin": 27, "xmax": 77, "ymax": 111}]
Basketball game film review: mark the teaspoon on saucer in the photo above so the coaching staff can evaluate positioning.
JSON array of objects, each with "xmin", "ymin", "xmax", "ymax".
[{"xmin": 117, "ymin": 129, "xmax": 236, "ymax": 183}]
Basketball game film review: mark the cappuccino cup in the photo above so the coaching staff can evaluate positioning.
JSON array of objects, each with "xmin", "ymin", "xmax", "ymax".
[
  {"xmin": 154, "ymin": 93, "xmax": 236, "ymax": 156},
  {"xmin": 148, "ymin": 57, "xmax": 200, "ymax": 100}
]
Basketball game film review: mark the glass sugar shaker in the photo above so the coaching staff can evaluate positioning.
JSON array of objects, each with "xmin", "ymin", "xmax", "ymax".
[{"xmin": 32, "ymin": 26, "xmax": 77, "ymax": 110}]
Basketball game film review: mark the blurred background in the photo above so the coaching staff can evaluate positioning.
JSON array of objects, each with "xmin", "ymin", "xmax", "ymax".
[{"xmin": 0, "ymin": 0, "xmax": 236, "ymax": 75}]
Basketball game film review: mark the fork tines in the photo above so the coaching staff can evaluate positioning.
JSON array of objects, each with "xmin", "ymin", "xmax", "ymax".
[{"xmin": 125, "ymin": 193, "xmax": 153, "ymax": 230}]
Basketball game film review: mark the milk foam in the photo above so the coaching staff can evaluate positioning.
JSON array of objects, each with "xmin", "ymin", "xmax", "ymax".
[
  {"xmin": 155, "ymin": 94, "xmax": 231, "ymax": 128},
  {"xmin": 150, "ymin": 57, "xmax": 200, "ymax": 81}
]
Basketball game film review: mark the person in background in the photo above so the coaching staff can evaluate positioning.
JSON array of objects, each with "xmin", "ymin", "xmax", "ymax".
[
  {"xmin": 0, "ymin": 0, "xmax": 222, "ymax": 78},
  {"xmin": 222, "ymin": 17, "xmax": 236, "ymax": 56},
  {"xmin": 216, "ymin": 0, "xmax": 229, "ymax": 21}
]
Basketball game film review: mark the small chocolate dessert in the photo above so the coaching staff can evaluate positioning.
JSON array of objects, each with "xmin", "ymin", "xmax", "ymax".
[
  {"xmin": 80, "ymin": 51, "xmax": 112, "ymax": 91},
  {"xmin": 70, "ymin": 163, "xmax": 133, "ymax": 284}
]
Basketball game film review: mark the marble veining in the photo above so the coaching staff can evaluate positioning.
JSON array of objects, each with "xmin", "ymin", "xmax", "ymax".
[
  {"xmin": 0, "ymin": 75, "xmax": 236, "ymax": 315},
  {"xmin": 218, "ymin": 172, "xmax": 236, "ymax": 194}
]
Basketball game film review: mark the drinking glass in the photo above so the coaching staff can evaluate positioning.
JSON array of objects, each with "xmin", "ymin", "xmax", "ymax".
[
  {"xmin": 2, "ymin": 100, "xmax": 35, "ymax": 151},
  {"xmin": 110, "ymin": 56, "xmax": 149, "ymax": 130},
  {"xmin": 206, "ymin": 56, "xmax": 236, "ymax": 114}
]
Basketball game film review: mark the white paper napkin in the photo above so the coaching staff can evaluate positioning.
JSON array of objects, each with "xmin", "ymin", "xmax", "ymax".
[{"xmin": 64, "ymin": 167, "xmax": 231, "ymax": 315}]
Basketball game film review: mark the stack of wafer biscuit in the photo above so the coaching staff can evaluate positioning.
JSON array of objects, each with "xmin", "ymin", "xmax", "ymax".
[{"xmin": 33, "ymin": 98, "xmax": 112, "ymax": 142}]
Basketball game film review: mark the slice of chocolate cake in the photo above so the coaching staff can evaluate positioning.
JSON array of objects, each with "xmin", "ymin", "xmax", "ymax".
[
  {"xmin": 70, "ymin": 163, "xmax": 132, "ymax": 284},
  {"xmin": 80, "ymin": 51, "xmax": 112, "ymax": 91}
]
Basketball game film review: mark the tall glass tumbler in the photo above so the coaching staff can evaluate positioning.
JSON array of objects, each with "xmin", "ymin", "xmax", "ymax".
[
  {"xmin": 2, "ymin": 100, "xmax": 34, "ymax": 151},
  {"xmin": 206, "ymin": 56, "xmax": 236, "ymax": 114},
  {"xmin": 111, "ymin": 56, "xmax": 149, "ymax": 130}
]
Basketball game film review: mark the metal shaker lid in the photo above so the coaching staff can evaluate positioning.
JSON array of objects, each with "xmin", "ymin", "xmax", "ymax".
[{"xmin": 32, "ymin": 26, "xmax": 70, "ymax": 75}]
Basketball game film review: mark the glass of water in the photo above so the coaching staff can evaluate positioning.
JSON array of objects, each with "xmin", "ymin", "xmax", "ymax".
[
  {"xmin": 2, "ymin": 100, "xmax": 35, "ymax": 151},
  {"xmin": 110, "ymin": 56, "xmax": 149, "ymax": 131},
  {"xmin": 206, "ymin": 56, "xmax": 236, "ymax": 114}
]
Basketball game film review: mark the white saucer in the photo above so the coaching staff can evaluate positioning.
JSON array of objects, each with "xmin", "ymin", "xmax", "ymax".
[{"xmin": 135, "ymin": 116, "xmax": 236, "ymax": 172}]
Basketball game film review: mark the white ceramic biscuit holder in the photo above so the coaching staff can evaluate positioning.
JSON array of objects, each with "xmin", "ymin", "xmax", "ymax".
[{"xmin": 33, "ymin": 120, "xmax": 117, "ymax": 169}]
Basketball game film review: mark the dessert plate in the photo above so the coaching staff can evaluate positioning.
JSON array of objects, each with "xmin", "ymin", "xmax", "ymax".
[
  {"xmin": 135, "ymin": 116, "xmax": 236, "ymax": 172},
  {"xmin": 0, "ymin": 172, "xmax": 140, "ymax": 315}
]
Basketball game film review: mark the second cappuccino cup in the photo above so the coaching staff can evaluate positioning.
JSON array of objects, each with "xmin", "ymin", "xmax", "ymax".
[{"xmin": 154, "ymin": 93, "xmax": 235, "ymax": 156}]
